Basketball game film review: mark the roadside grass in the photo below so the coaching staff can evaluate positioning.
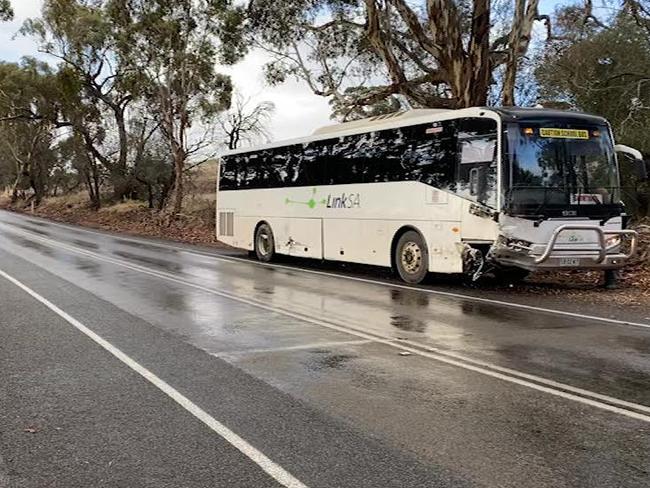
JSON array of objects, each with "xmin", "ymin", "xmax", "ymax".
[
  {"xmin": 98, "ymin": 199, "xmax": 146, "ymax": 214},
  {"xmin": 0, "ymin": 188, "xmax": 10, "ymax": 207},
  {"xmin": 0, "ymin": 184, "xmax": 221, "ymax": 247}
]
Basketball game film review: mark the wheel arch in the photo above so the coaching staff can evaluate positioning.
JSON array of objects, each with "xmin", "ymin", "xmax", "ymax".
[
  {"xmin": 253, "ymin": 220, "xmax": 271, "ymax": 240},
  {"xmin": 253, "ymin": 220, "xmax": 274, "ymax": 250},
  {"xmin": 390, "ymin": 225, "xmax": 428, "ymax": 272}
]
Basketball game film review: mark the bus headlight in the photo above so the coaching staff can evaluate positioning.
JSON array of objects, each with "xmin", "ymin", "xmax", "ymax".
[{"xmin": 605, "ymin": 235, "xmax": 621, "ymax": 248}]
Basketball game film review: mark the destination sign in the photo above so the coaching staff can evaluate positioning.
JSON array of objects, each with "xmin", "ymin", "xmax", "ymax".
[{"xmin": 539, "ymin": 128, "xmax": 589, "ymax": 139}]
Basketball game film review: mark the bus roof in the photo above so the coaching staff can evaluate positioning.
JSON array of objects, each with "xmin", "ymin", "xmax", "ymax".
[
  {"xmin": 311, "ymin": 108, "xmax": 452, "ymax": 137},
  {"xmin": 219, "ymin": 106, "xmax": 607, "ymax": 158},
  {"xmin": 493, "ymin": 107, "xmax": 607, "ymax": 125}
]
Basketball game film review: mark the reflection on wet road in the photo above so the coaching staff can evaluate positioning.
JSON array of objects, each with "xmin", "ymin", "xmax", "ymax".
[{"xmin": 0, "ymin": 210, "xmax": 649, "ymax": 488}]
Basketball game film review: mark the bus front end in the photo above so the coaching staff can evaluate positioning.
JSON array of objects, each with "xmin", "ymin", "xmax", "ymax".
[{"xmin": 489, "ymin": 111, "xmax": 642, "ymax": 273}]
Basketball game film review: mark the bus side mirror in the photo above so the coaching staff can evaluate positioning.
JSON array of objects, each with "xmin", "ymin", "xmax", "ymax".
[
  {"xmin": 615, "ymin": 144, "xmax": 648, "ymax": 180},
  {"xmin": 634, "ymin": 158, "xmax": 649, "ymax": 181}
]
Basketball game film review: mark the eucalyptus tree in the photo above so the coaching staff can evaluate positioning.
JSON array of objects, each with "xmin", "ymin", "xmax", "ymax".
[
  {"xmin": 107, "ymin": 0, "xmax": 247, "ymax": 216},
  {"xmin": 22, "ymin": 0, "xmax": 138, "ymax": 201},
  {"xmin": 248, "ymin": 0, "xmax": 561, "ymax": 117},
  {"xmin": 0, "ymin": 0, "xmax": 13, "ymax": 21},
  {"xmin": 537, "ymin": 8, "xmax": 650, "ymax": 218},
  {"xmin": 0, "ymin": 60, "xmax": 60, "ymax": 205}
]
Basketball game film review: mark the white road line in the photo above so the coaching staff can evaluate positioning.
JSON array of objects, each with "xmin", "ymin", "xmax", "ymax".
[
  {"xmin": 0, "ymin": 268, "xmax": 309, "ymax": 488},
  {"xmin": 215, "ymin": 340, "xmax": 372, "ymax": 358},
  {"xmin": 2, "ymin": 211, "xmax": 648, "ymax": 330},
  {"xmin": 3, "ymin": 224, "xmax": 650, "ymax": 423}
]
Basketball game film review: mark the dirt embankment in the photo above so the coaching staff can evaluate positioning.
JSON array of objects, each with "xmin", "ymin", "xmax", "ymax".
[
  {"xmin": 2, "ymin": 191, "xmax": 648, "ymax": 308},
  {"xmin": 0, "ymin": 192, "xmax": 224, "ymax": 247}
]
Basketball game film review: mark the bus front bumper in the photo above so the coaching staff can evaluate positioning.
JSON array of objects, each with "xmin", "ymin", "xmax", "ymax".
[{"xmin": 491, "ymin": 225, "xmax": 638, "ymax": 271}]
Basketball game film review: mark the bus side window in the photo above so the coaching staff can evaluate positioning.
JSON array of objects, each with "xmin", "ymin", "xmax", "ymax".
[
  {"xmin": 268, "ymin": 147, "xmax": 289, "ymax": 187},
  {"xmin": 457, "ymin": 118, "xmax": 498, "ymax": 207},
  {"xmin": 364, "ymin": 128, "xmax": 407, "ymax": 182},
  {"xmin": 329, "ymin": 134, "xmax": 367, "ymax": 184},
  {"xmin": 399, "ymin": 121, "xmax": 457, "ymax": 188},
  {"xmin": 219, "ymin": 157, "xmax": 237, "ymax": 190},
  {"xmin": 299, "ymin": 140, "xmax": 329, "ymax": 186},
  {"xmin": 241, "ymin": 153, "xmax": 263, "ymax": 189},
  {"xmin": 234, "ymin": 155, "xmax": 249, "ymax": 189}
]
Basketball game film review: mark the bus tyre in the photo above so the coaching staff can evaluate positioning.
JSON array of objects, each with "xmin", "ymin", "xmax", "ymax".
[
  {"xmin": 254, "ymin": 223, "xmax": 275, "ymax": 262},
  {"xmin": 395, "ymin": 231, "xmax": 429, "ymax": 284}
]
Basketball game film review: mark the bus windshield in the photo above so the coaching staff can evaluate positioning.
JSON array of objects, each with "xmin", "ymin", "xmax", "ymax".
[{"xmin": 505, "ymin": 122, "xmax": 620, "ymax": 216}]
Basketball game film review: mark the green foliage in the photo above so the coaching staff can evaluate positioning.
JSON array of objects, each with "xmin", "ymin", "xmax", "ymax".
[
  {"xmin": 0, "ymin": 61, "xmax": 62, "ymax": 203},
  {"xmin": 248, "ymin": 0, "xmax": 551, "ymax": 118},
  {"xmin": 537, "ymin": 11, "xmax": 650, "ymax": 218},
  {"xmin": 0, "ymin": 0, "xmax": 13, "ymax": 22},
  {"xmin": 106, "ymin": 0, "xmax": 246, "ymax": 213},
  {"xmin": 0, "ymin": 0, "xmax": 246, "ymax": 212}
]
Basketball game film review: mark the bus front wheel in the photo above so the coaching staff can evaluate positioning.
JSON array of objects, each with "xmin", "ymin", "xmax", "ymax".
[
  {"xmin": 395, "ymin": 231, "xmax": 429, "ymax": 284},
  {"xmin": 254, "ymin": 223, "xmax": 275, "ymax": 262}
]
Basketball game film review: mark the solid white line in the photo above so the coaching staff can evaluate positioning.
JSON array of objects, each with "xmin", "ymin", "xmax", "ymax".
[
  {"xmin": 3, "ymin": 210, "xmax": 648, "ymax": 330},
  {"xmin": 215, "ymin": 340, "xmax": 372, "ymax": 357},
  {"xmin": 0, "ymin": 268, "xmax": 309, "ymax": 488},
  {"xmin": 4, "ymin": 224, "xmax": 650, "ymax": 423}
]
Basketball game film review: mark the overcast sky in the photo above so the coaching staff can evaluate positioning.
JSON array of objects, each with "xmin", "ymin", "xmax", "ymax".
[
  {"xmin": 0, "ymin": 1, "xmax": 562, "ymax": 144},
  {"xmin": 0, "ymin": 0, "xmax": 332, "ymax": 143}
]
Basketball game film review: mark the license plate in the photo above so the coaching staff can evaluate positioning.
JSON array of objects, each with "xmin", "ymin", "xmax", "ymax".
[{"xmin": 559, "ymin": 258, "xmax": 580, "ymax": 267}]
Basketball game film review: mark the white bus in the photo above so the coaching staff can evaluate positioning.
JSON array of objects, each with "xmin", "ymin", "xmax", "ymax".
[{"xmin": 216, "ymin": 107, "xmax": 646, "ymax": 284}]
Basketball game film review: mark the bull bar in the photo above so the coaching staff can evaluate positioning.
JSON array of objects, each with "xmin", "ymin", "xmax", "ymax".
[{"xmin": 533, "ymin": 224, "xmax": 638, "ymax": 265}]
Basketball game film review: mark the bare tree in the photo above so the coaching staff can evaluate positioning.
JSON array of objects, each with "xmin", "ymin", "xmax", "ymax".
[{"xmin": 218, "ymin": 94, "xmax": 275, "ymax": 150}]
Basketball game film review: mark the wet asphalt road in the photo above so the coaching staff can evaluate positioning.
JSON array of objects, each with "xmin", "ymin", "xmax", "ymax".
[{"xmin": 0, "ymin": 210, "xmax": 649, "ymax": 488}]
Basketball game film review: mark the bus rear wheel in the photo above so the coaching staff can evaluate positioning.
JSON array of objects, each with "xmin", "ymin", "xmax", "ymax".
[
  {"xmin": 254, "ymin": 223, "xmax": 275, "ymax": 262},
  {"xmin": 395, "ymin": 231, "xmax": 429, "ymax": 284}
]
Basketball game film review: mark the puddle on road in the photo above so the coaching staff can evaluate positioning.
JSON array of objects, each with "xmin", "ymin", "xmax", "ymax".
[
  {"xmin": 5, "ymin": 234, "xmax": 54, "ymax": 257},
  {"xmin": 112, "ymin": 250, "xmax": 183, "ymax": 274},
  {"xmin": 390, "ymin": 315, "xmax": 427, "ymax": 333},
  {"xmin": 27, "ymin": 220, "xmax": 50, "ymax": 228},
  {"xmin": 73, "ymin": 256, "xmax": 103, "ymax": 278},
  {"xmin": 13, "ymin": 223, "xmax": 51, "ymax": 237},
  {"xmin": 113, "ymin": 237, "xmax": 179, "ymax": 255},
  {"xmin": 253, "ymin": 283, "xmax": 275, "ymax": 296},
  {"xmin": 73, "ymin": 239, "xmax": 100, "ymax": 250},
  {"xmin": 306, "ymin": 351, "xmax": 356, "ymax": 371}
]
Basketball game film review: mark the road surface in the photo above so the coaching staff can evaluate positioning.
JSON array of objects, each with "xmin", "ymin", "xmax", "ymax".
[{"xmin": 0, "ymin": 209, "xmax": 649, "ymax": 488}]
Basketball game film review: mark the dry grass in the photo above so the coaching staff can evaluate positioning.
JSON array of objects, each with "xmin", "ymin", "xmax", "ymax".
[
  {"xmin": 99, "ymin": 199, "xmax": 146, "ymax": 214},
  {"xmin": 0, "ymin": 188, "xmax": 11, "ymax": 207},
  {"xmin": 187, "ymin": 161, "xmax": 219, "ymax": 195},
  {"xmin": 1, "ymin": 189, "xmax": 224, "ymax": 248}
]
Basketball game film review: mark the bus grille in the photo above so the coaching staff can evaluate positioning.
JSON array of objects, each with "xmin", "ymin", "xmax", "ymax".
[{"xmin": 219, "ymin": 212, "xmax": 234, "ymax": 236}]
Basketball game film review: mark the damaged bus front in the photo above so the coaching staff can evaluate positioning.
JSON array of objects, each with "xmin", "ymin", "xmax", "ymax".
[{"xmin": 488, "ymin": 108, "xmax": 646, "ymax": 276}]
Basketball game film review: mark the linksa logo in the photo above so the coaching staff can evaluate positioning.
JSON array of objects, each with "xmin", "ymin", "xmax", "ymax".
[
  {"xmin": 285, "ymin": 188, "xmax": 362, "ymax": 209},
  {"xmin": 326, "ymin": 192, "xmax": 361, "ymax": 209}
]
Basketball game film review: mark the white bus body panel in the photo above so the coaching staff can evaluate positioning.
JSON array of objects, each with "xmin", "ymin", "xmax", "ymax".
[{"xmin": 217, "ymin": 181, "xmax": 497, "ymax": 274}]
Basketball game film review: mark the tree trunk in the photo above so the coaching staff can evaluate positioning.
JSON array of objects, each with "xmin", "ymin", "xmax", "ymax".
[
  {"xmin": 108, "ymin": 106, "xmax": 131, "ymax": 201},
  {"xmin": 168, "ymin": 145, "xmax": 186, "ymax": 216},
  {"xmin": 502, "ymin": 0, "xmax": 541, "ymax": 106},
  {"xmin": 11, "ymin": 160, "xmax": 29, "ymax": 204}
]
